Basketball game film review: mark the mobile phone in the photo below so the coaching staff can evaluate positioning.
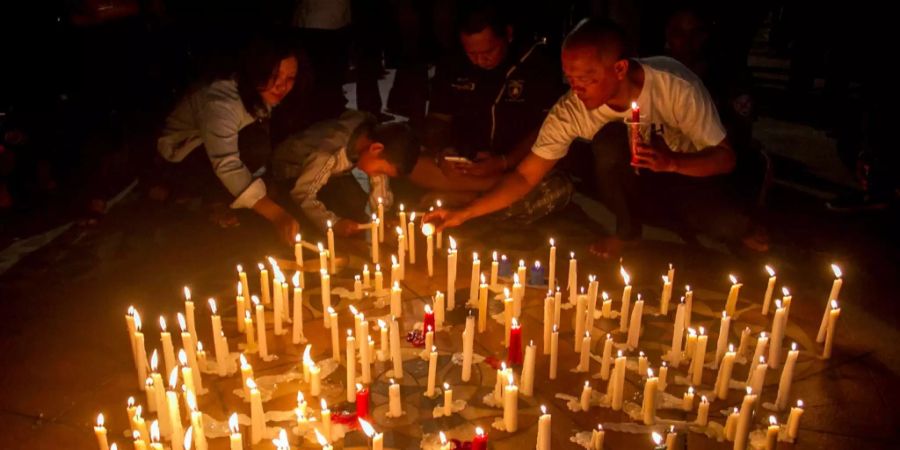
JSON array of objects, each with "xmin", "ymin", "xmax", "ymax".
[{"xmin": 443, "ymin": 156, "xmax": 473, "ymax": 165}]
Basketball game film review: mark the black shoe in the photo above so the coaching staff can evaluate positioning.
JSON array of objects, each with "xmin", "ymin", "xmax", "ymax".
[{"xmin": 825, "ymin": 191, "xmax": 890, "ymax": 212}]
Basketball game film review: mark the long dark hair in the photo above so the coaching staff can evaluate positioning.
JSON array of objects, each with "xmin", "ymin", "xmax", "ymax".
[{"xmin": 235, "ymin": 33, "xmax": 297, "ymax": 119}]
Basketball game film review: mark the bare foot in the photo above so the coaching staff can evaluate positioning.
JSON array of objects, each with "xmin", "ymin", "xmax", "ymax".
[{"xmin": 588, "ymin": 236, "xmax": 631, "ymax": 259}]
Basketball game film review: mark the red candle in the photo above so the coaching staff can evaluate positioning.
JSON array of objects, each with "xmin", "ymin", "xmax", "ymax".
[
  {"xmin": 508, "ymin": 319, "xmax": 523, "ymax": 365},
  {"xmin": 472, "ymin": 427, "xmax": 488, "ymax": 450},
  {"xmin": 423, "ymin": 305, "xmax": 435, "ymax": 335},
  {"xmin": 631, "ymin": 101, "xmax": 640, "ymax": 122},
  {"xmin": 355, "ymin": 384, "xmax": 370, "ymax": 419}
]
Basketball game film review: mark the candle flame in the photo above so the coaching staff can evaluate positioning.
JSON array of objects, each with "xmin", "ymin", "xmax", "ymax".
[
  {"xmin": 688, "ymin": 328, "xmax": 697, "ymax": 336},
  {"xmin": 503, "ymin": 287, "xmax": 510, "ymax": 298},
  {"xmin": 492, "ymin": 251, "xmax": 498, "ymax": 261},
  {"xmin": 686, "ymin": 284, "xmax": 691, "ymax": 292},
  {"xmin": 127, "ymin": 305, "xmax": 136, "ymax": 316},
  {"xmin": 782, "ymin": 287, "xmax": 790, "ymax": 297},
  {"xmin": 501, "ymin": 254, "xmax": 508, "ymax": 262},
  {"xmin": 553, "ymin": 324, "xmax": 558, "ymax": 332},
  {"xmin": 688, "ymin": 386, "xmax": 694, "ymax": 394},
  {"xmin": 534, "ymin": 260, "xmax": 541, "ymax": 269},
  {"xmin": 251, "ymin": 295, "xmax": 260, "ymax": 307},
  {"xmin": 501, "ymin": 362, "xmax": 507, "ymax": 371},
  {"xmin": 639, "ymin": 351, "xmax": 645, "ymax": 357},
  {"xmin": 150, "ymin": 350, "xmax": 159, "ymax": 371},
  {"xmin": 631, "ymin": 100, "xmax": 639, "ymax": 110},
  {"xmin": 831, "ymin": 300, "xmax": 839, "ymax": 309},
  {"xmin": 240, "ymin": 353, "xmax": 249, "ymax": 367},
  {"xmin": 409, "ymin": 212, "xmax": 416, "ymax": 221},
  {"xmin": 569, "ymin": 252, "xmax": 574, "ymax": 259},
  {"xmin": 792, "ymin": 342, "xmax": 798, "ymax": 351},
  {"xmin": 376, "ymin": 264, "xmax": 381, "ymax": 272},
  {"xmin": 770, "ymin": 415, "xmax": 778, "ymax": 426},
  {"xmin": 258, "ymin": 263, "xmax": 265, "ymax": 271},
  {"xmin": 832, "ymin": 264, "xmax": 842, "ymax": 278},
  {"xmin": 701, "ymin": 395, "xmax": 708, "ymax": 403},
  {"xmin": 378, "ymin": 319, "xmax": 386, "ymax": 329},
  {"xmin": 347, "ymin": 329, "xmax": 353, "ymax": 338},
  {"xmin": 150, "ymin": 420, "xmax": 160, "ymax": 442},
  {"xmin": 475, "ymin": 427, "xmax": 485, "ymax": 437},
  {"xmin": 584, "ymin": 380, "xmax": 590, "ymax": 387},
  {"xmin": 186, "ymin": 391, "xmax": 197, "ymax": 411},
  {"xmin": 618, "ymin": 350, "xmax": 623, "ymax": 357},
  {"xmin": 184, "ymin": 426, "xmax": 193, "ymax": 450},
  {"xmin": 722, "ymin": 310, "xmax": 727, "ymax": 319},
  {"xmin": 326, "ymin": 219, "xmax": 333, "ymax": 229},
  {"xmin": 421, "ymin": 222, "xmax": 435, "ymax": 236},
  {"xmin": 652, "ymin": 431, "xmax": 662, "ymax": 445},
  {"xmin": 393, "ymin": 281, "xmax": 400, "ymax": 290},
  {"xmin": 518, "ymin": 259, "xmax": 525, "ymax": 268},
  {"xmin": 349, "ymin": 305, "xmax": 359, "ymax": 316},
  {"xmin": 314, "ymin": 428, "xmax": 328, "ymax": 446},
  {"xmin": 450, "ymin": 237, "xmax": 457, "ymax": 250},
  {"xmin": 159, "ymin": 316, "xmax": 167, "ymax": 332},
  {"xmin": 481, "ymin": 273, "xmax": 486, "ymax": 284},
  {"xmin": 127, "ymin": 396, "xmax": 135, "ymax": 408},
  {"xmin": 746, "ymin": 386, "xmax": 753, "ymax": 395},
  {"xmin": 196, "ymin": 341, "xmax": 204, "ymax": 352},
  {"xmin": 208, "ymin": 298, "xmax": 217, "ymax": 315},
  {"xmin": 507, "ymin": 373, "xmax": 514, "ymax": 385},
  {"xmin": 424, "ymin": 304, "xmax": 432, "ymax": 314},
  {"xmin": 178, "ymin": 349, "xmax": 188, "ymax": 366},
  {"xmin": 776, "ymin": 299, "xmax": 783, "ymax": 309},
  {"xmin": 297, "ymin": 391, "xmax": 305, "ymax": 403},
  {"xmin": 647, "ymin": 368, "xmax": 654, "ymax": 378},
  {"xmin": 327, "ymin": 306, "xmax": 335, "ymax": 315},
  {"xmin": 400, "ymin": 204, "xmax": 405, "ymax": 212},
  {"xmin": 168, "ymin": 368, "xmax": 180, "ymax": 389},
  {"xmin": 699, "ymin": 327, "xmax": 705, "ymax": 336},
  {"xmin": 390, "ymin": 378, "xmax": 395, "ymax": 385},
  {"xmin": 797, "ymin": 400, "xmax": 803, "ymax": 408},
  {"xmin": 184, "ymin": 287, "xmax": 192, "ymax": 301},
  {"xmin": 620, "ymin": 267, "xmax": 630, "ymax": 285},
  {"xmin": 396, "ymin": 226, "xmax": 403, "ymax": 237},
  {"xmin": 513, "ymin": 274, "xmax": 520, "ymax": 285},
  {"xmin": 392, "ymin": 254, "xmax": 398, "ymax": 266},
  {"xmin": 440, "ymin": 431, "xmax": 447, "ymax": 444},
  {"xmin": 245, "ymin": 311, "xmax": 252, "ymax": 321},
  {"xmin": 512, "ymin": 317, "xmax": 519, "ymax": 328},
  {"xmin": 320, "ymin": 398, "xmax": 328, "ymax": 411},
  {"xmin": 663, "ymin": 275, "xmax": 669, "ymax": 283},
  {"xmin": 135, "ymin": 405, "xmax": 143, "ymax": 420},
  {"xmin": 96, "ymin": 413, "xmax": 104, "ymax": 427},
  {"xmin": 765, "ymin": 265, "xmax": 775, "ymax": 277},
  {"xmin": 729, "ymin": 274, "xmax": 738, "ymax": 284},
  {"xmin": 729, "ymin": 343, "xmax": 734, "ymax": 352},
  {"xmin": 318, "ymin": 242, "xmax": 324, "ymax": 252},
  {"xmin": 246, "ymin": 378, "xmax": 257, "ymax": 390},
  {"xmin": 358, "ymin": 418, "xmax": 375, "ymax": 437}
]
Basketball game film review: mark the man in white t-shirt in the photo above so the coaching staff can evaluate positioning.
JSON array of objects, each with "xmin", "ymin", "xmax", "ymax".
[{"xmin": 424, "ymin": 18, "xmax": 767, "ymax": 257}]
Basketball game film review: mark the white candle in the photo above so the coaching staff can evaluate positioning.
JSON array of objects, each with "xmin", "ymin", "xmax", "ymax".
[
  {"xmin": 253, "ymin": 297, "xmax": 268, "ymax": 359},
  {"xmin": 599, "ymin": 291, "xmax": 611, "ymax": 318},
  {"xmin": 362, "ymin": 264, "xmax": 371, "ymax": 289},
  {"xmin": 543, "ymin": 294, "xmax": 553, "ymax": 355},
  {"xmin": 397, "ymin": 227, "xmax": 406, "ymax": 280},
  {"xmin": 390, "ymin": 317, "xmax": 403, "ymax": 379},
  {"xmin": 782, "ymin": 286, "xmax": 793, "ymax": 319},
  {"xmin": 423, "ymin": 328, "xmax": 434, "ymax": 360},
  {"xmin": 567, "ymin": 252, "xmax": 577, "ymax": 304},
  {"xmin": 371, "ymin": 215, "xmax": 380, "ymax": 262},
  {"xmin": 228, "ymin": 413, "xmax": 242, "ymax": 450},
  {"xmin": 353, "ymin": 275, "xmax": 363, "ymax": 300},
  {"xmin": 577, "ymin": 332, "xmax": 591, "ymax": 372},
  {"xmin": 376, "ymin": 197, "xmax": 385, "ymax": 242},
  {"xmin": 320, "ymin": 399, "xmax": 332, "ymax": 443},
  {"xmin": 626, "ymin": 295, "xmax": 644, "ymax": 349},
  {"xmin": 425, "ymin": 345, "xmax": 438, "ymax": 397},
  {"xmin": 749, "ymin": 356, "xmax": 768, "ymax": 399},
  {"xmin": 272, "ymin": 272, "xmax": 284, "ymax": 336},
  {"xmin": 685, "ymin": 328, "xmax": 697, "ymax": 360},
  {"xmin": 462, "ymin": 315, "xmax": 475, "ymax": 382},
  {"xmin": 159, "ymin": 317, "xmax": 177, "ymax": 381},
  {"xmin": 133, "ymin": 313, "xmax": 149, "ymax": 390},
  {"xmin": 134, "ymin": 407, "xmax": 150, "ymax": 444},
  {"xmin": 658, "ymin": 362, "xmax": 668, "ymax": 392},
  {"xmin": 665, "ymin": 428, "xmax": 677, "ymax": 450},
  {"xmin": 391, "ymin": 254, "xmax": 400, "ymax": 287},
  {"xmin": 776, "ymin": 342, "xmax": 799, "ymax": 410},
  {"xmin": 186, "ymin": 393, "xmax": 207, "ymax": 450},
  {"xmin": 724, "ymin": 407, "xmax": 739, "ymax": 441},
  {"xmin": 320, "ymin": 270, "xmax": 331, "ymax": 328},
  {"xmin": 239, "ymin": 354, "xmax": 253, "ymax": 399},
  {"xmin": 391, "ymin": 281, "xmax": 402, "ymax": 318},
  {"xmin": 762, "ymin": 265, "xmax": 776, "ymax": 315},
  {"xmin": 94, "ymin": 413, "xmax": 109, "ymax": 450},
  {"xmin": 516, "ymin": 259, "xmax": 527, "ymax": 287},
  {"xmin": 149, "ymin": 356, "xmax": 169, "ymax": 436},
  {"xmin": 580, "ymin": 381, "xmax": 593, "ymax": 411},
  {"xmin": 715, "ymin": 344, "xmax": 736, "ymax": 400},
  {"xmin": 292, "ymin": 274, "xmax": 304, "ymax": 344},
  {"xmin": 359, "ymin": 418, "xmax": 383, "ymax": 450},
  {"xmin": 660, "ymin": 275, "xmax": 673, "ymax": 316},
  {"xmin": 503, "ymin": 374, "xmax": 518, "ymax": 432},
  {"xmin": 548, "ymin": 239, "xmax": 557, "ymax": 292},
  {"xmin": 642, "ymin": 368, "xmax": 658, "ymax": 425},
  {"xmin": 769, "ymin": 299, "xmax": 786, "ymax": 368},
  {"xmin": 378, "ymin": 320, "xmax": 389, "ymax": 362},
  {"xmin": 433, "ymin": 294, "xmax": 444, "ymax": 331},
  {"xmin": 684, "ymin": 285, "xmax": 693, "ymax": 329},
  {"xmin": 823, "ymin": 300, "xmax": 841, "ymax": 358},
  {"xmin": 478, "ymin": 274, "xmax": 489, "ymax": 333},
  {"xmin": 611, "ymin": 350, "xmax": 626, "ymax": 410},
  {"xmin": 691, "ymin": 327, "xmax": 708, "ymax": 386},
  {"xmin": 590, "ymin": 425, "xmax": 604, "ymax": 450},
  {"xmin": 619, "ymin": 267, "xmax": 632, "ymax": 332},
  {"xmin": 682, "ymin": 386, "xmax": 695, "ymax": 411},
  {"xmin": 549, "ymin": 325, "xmax": 559, "ymax": 380},
  {"xmin": 469, "ymin": 253, "xmax": 481, "ymax": 303},
  {"xmin": 747, "ymin": 333, "xmax": 768, "ymax": 383},
  {"xmin": 600, "ymin": 334, "xmax": 613, "ymax": 380},
  {"xmin": 574, "ymin": 293, "xmax": 587, "ymax": 351},
  {"xmin": 787, "ymin": 400, "xmax": 804, "ymax": 440},
  {"xmin": 310, "ymin": 361, "xmax": 321, "ymax": 396},
  {"xmin": 374, "ymin": 264, "xmax": 384, "ymax": 295},
  {"xmin": 818, "ymin": 264, "xmax": 843, "ymax": 343},
  {"xmin": 443, "ymin": 383, "xmax": 454, "ymax": 416},
  {"xmin": 126, "ymin": 307, "xmax": 138, "ymax": 374},
  {"xmin": 243, "ymin": 311, "xmax": 255, "ymax": 352},
  {"xmin": 638, "ymin": 351, "xmax": 648, "ymax": 378},
  {"xmin": 734, "ymin": 387, "xmax": 757, "ymax": 450},
  {"xmin": 209, "ymin": 300, "xmax": 230, "ymax": 376},
  {"xmin": 423, "ymin": 222, "xmax": 435, "ymax": 277},
  {"xmin": 238, "ymin": 265, "xmax": 251, "ymax": 311},
  {"xmin": 554, "ymin": 289, "xmax": 562, "ymax": 326},
  {"xmin": 537, "ymin": 405, "xmax": 551, "ymax": 450},
  {"xmin": 388, "ymin": 379, "xmax": 402, "ymax": 417},
  {"xmin": 179, "ymin": 350, "xmax": 196, "ymax": 398},
  {"xmin": 725, "ymin": 275, "xmax": 742, "ymax": 316},
  {"xmin": 714, "ymin": 311, "xmax": 731, "ymax": 369},
  {"xmin": 166, "ymin": 371, "xmax": 184, "ymax": 450},
  {"xmin": 670, "ymin": 301, "xmax": 686, "ymax": 367},
  {"xmin": 490, "ymin": 251, "xmax": 499, "ymax": 287},
  {"xmin": 293, "ymin": 234, "xmax": 304, "ymax": 268},
  {"xmin": 325, "ymin": 307, "xmax": 339, "ymax": 362},
  {"xmin": 235, "ymin": 283, "xmax": 246, "ymax": 334},
  {"xmin": 346, "ymin": 330, "xmax": 356, "ymax": 403},
  {"xmin": 447, "ymin": 237, "xmax": 458, "ymax": 310},
  {"xmin": 503, "ymin": 293, "xmax": 513, "ymax": 347},
  {"xmin": 696, "ymin": 396, "xmax": 709, "ymax": 426},
  {"xmin": 521, "ymin": 340, "xmax": 536, "ymax": 396},
  {"xmin": 407, "ymin": 212, "xmax": 417, "ymax": 264},
  {"xmin": 399, "ymin": 204, "xmax": 408, "ymax": 247},
  {"xmin": 736, "ymin": 326, "xmax": 751, "ymax": 360},
  {"xmin": 258, "ymin": 264, "xmax": 270, "ymax": 306}
]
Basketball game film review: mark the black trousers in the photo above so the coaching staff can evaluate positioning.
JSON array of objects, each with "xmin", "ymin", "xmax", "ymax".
[
  {"xmin": 570, "ymin": 122, "xmax": 752, "ymax": 243},
  {"xmin": 315, "ymin": 172, "xmax": 371, "ymax": 224}
]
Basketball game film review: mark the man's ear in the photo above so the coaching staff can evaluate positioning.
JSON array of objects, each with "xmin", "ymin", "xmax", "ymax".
[
  {"xmin": 369, "ymin": 142, "xmax": 385, "ymax": 155},
  {"xmin": 613, "ymin": 59, "xmax": 630, "ymax": 81}
]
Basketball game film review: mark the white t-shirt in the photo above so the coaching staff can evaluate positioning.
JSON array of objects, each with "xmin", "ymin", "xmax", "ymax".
[{"xmin": 532, "ymin": 56, "xmax": 726, "ymax": 160}]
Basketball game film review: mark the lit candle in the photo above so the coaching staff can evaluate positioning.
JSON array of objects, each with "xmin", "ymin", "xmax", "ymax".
[
  {"xmin": 660, "ymin": 275, "xmax": 672, "ymax": 316},
  {"xmin": 626, "ymin": 294, "xmax": 644, "ymax": 349},
  {"xmin": 714, "ymin": 311, "xmax": 731, "ymax": 369},
  {"xmin": 580, "ymin": 380, "xmax": 593, "ymax": 411},
  {"xmin": 249, "ymin": 386, "xmax": 265, "ymax": 446},
  {"xmin": 734, "ymin": 387, "xmax": 757, "ymax": 450},
  {"xmin": 586, "ymin": 276, "xmax": 598, "ymax": 332},
  {"xmin": 631, "ymin": 100, "xmax": 640, "ymax": 122},
  {"xmin": 423, "ymin": 326, "xmax": 434, "ymax": 361},
  {"xmin": 818, "ymin": 264, "xmax": 843, "ymax": 343},
  {"xmin": 478, "ymin": 274, "xmax": 489, "ymax": 332},
  {"xmin": 374, "ymin": 264, "xmax": 384, "ymax": 295},
  {"xmin": 292, "ymin": 273, "xmax": 304, "ymax": 344},
  {"xmin": 724, "ymin": 407, "xmax": 739, "ymax": 441},
  {"xmin": 258, "ymin": 264, "xmax": 271, "ymax": 306},
  {"xmin": 133, "ymin": 312, "xmax": 149, "ymax": 390},
  {"xmin": 253, "ymin": 296, "xmax": 268, "ymax": 360},
  {"xmin": 530, "ymin": 260, "xmax": 544, "ymax": 286},
  {"xmin": 235, "ymin": 281, "xmax": 246, "ymax": 333},
  {"xmin": 499, "ymin": 254, "xmax": 511, "ymax": 277},
  {"xmin": 391, "ymin": 254, "xmax": 400, "ymax": 287},
  {"xmin": 665, "ymin": 427, "xmax": 677, "ymax": 450},
  {"xmin": 126, "ymin": 307, "xmax": 139, "ymax": 373},
  {"xmin": 577, "ymin": 332, "xmax": 591, "ymax": 372},
  {"xmin": 185, "ymin": 393, "xmax": 207, "ymax": 450},
  {"xmin": 574, "ymin": 291, "xmax": 587, "ymax": 351},
  {"xmin": 600, "ymin": 334, "xmax": 613, "ymax": 380},
  {"xmin": 543, "ymin": 294, "xmax": 553, "ymax": 355},
  {"xmin": 327, "ymin": 307, "xmax": 339, "ymax": 362},
  {"xmin": 548, "ymin": 239, "xmax": 557, "ymax": 292},
  {"xmin": 293, "ymin": 234, "xmax": 304, "ymax": 268},
  {"xmin": 472, "ymin": 427, "xmax": 488, "ymax": 450},
  {"xmin": 638, "ymin": 351, "xmax": 648, "ymax": 377},
  {"xmin": 682, "ymin": 386, "xmax": 695, "ymax": 411},
  {"xmin": 228, "ymin": 413, "xmax": 242, "ymax": 450},
  {"xmin": 399, "ymin": 204, "xmax": 408, "ymax": 246},
  {"xmin": 715, "ymin": 344, "xmax": 736, "ymax": 400},
  {"xmin": 549, "ymin": 325, "xmax": 559, "ymax": 380},
  {"xmin": 208, "ymin": 299, "xmax": 229, "ymax": 376},
  {"xmin": 508, "ymin": 318, "xmax": 523, "ymax": 365},
  {"xmin": 423, "ymin": 222, "xmax": 435, "ymax": 277},
  {"xmin": 166, "ymin": 370, "xmax": 184, "ymax": 450},
  {"xmin": 747, "ymin": 332, "xmax": 768, "ymax": 384},
  {"xmin": 432, "ymin": 294, "xmax": 444, "ymax": 331},
  {"xmin": 94, "ymin": 413, "xmax": 109, "ymax": 450},
  {"xmin": 370, "ymin": 214, "xmax": 380, "ymax": 262},
  {"xmin": 179, "ymin": 350, "xmax": 196, "ymax": 398},
  {"xmin": 315, "ymin": 429, "xmax": 333, "ymax": 450},
  {"xmin": 390, "ymin": 317, "xmax": 403, "ymax": 379},
  {"xmin": 776, "ymin": 342, "xmax": 799, "ymax": 410},
  {"xmin": 378, "ymin": 320, "xmax": 389, "ymax": 362},
  {"xmin": 375, "ymin": 197, "xmax": 384, "ymax": 242},
  {"xmin": 696, "ymin": 396, "xmax": 709, "ymax": 426},
  {"xmin": 601, "ymin": 291, "xmax": 612, "ymax": 318},
  {"xmin": 435, "ymin": 381, "xmax": 452, "ymax": 416},
  {"xmin": 765, "ymin": 416, "xmax": 779, "ymax": 450},
  {"xmin": 469, "ymin": 253, "xmax": 481, "ymax": 303},
  {"xmin": 567, "ymin": 252, "xmax": 577, "ymax": 303},
  {"xmin": 769, "ymin": 299, "xmax": 786, "ymax": 368},
  {"xmin": 462, "ymin": 314, "xmax": 475, "ymax": 381},
  {"xmin": 691, "ymin": 327, "xmax": 708, "ymax": 386},
  {"xmin": 521, "ymin": 340, "xmax": 536, "ymax": 396},
  {"xmin": 359, "ymin": 418, "xmax": 383, "ymax": 450},
  {"xmin": 516, "ymin": 259, "xmax": 527, "ymax": 287},
  {"xmin": 684, "ymin": 285, "xmax": 693, "ymax": 329},
  {"xmin": 590, "ymin": 424, "xmax": 604, "ymax": 450},
  {"xmin": 159, "ymin": 317, "xmax": 177, "ymax": 382},
  {"xmin": 150, "ymin": 420, "xmax": 163, "ymax": 450},
  {"xmin": 320, "ymin": 399, "xmax": 332, "ymax": 443},
  {"xmin": 782, "ymin": 286, "xmax": 793, "ymax": 319},
  {"xmin": 670, "ymin": 300, "xmax": 685, "ymax": 367},
  {"xmin": 346, "ymin": 330, "xmax": 356, "ymax": 403},
  {"xmin": 490, "ymin": 251, "xmax": 499, "ymax": 287},
  {"xmin": 426, "ymin": 345, "xmax": 438, "ymax": 397},
  {"xmin": 685, "ymin": 328, "xmax": 697, "ymax": 360},
  {"xmin": 642, "ymin": 368, "xmax": 658, "ymax": 425},
  {"xmin": 271, "ymin": 268, "xmax": 284, "ymax": 336},
  {"xmin": 397, "ymin": 227, "xmax": 406, "ymax": 280},
  {"xmin": 447, "ymin": 237, "xmax": 458, "ymax": 310},
  {"xmin": 239, "ymin": 354, "xmax": 253, "ymax": 399},
  {"xmin": 823, "ymin": 300, "xmax": 841, "ymax": 359},
  {"xmin": 353, "ymin": 275, "xmax": 362, "ymax": 300},
  {"xmin": 536, "ymin": 405, "xmax": 551, "ymax": 450},
  {"xmin": 243, "ymin": 311, "xmax": 255, "ymax": 352},
  {"xmin": 391, "ymin": 281, "xmax": 402, "ymax": 318},
  {"xmin": 762, "ymin": 265, "xmax": 776, "ymax": 315},
  {"xmin": 134, "ymin": 407, "xmax": 150, "ymax": 444},
  {"xmin": 787, "ymin": 400, "xmax": 804, "ymax": 440},
  {"xmin": 620, "ymin": 267, "xmax": 632, "ymax": 332},
  {"xmin": 725, "ymin": 275, "xmax": 742, "ymax": 316},
  {"xmin": 356, "ymin": 384, "xmax": 370, "ymax": 419},
  {"xmin": 407, "ymin": 212, "xmax": 417, "ymax": 264},
  {"xmin": 503, "ymin": 291, "xmax": 513, "ymax": 347},
  {"xmin": 149, "ymin": 353, "xmax": 170, "ymax": 437},
  {"xmin": 435, "ymin": 202, "xmax": 443, "ymax": 248},
  {"xmin": 658, "ymin": 362, "xmax": 668, "ymax": 392},
  {"xmin": 736, "ymin": 326, "xmax": 751, "ymax": 361},
  {"xmin": 320, "ymin": 269, "xmax": 331, "ymax": 328},
  {"xmin": 610, "ymin": 350, "xmax": 626, "ymax": 410},
  {"xmin": 503, "ymin": 373, "xmax": 518, "ymax": 432},
  {"xmin": 296, "ymin": 391, "xmax": 308, "ymax": 421},
  {"xmin": 388, "ymin": 379, "xmax": 402, "ymax": 417}
]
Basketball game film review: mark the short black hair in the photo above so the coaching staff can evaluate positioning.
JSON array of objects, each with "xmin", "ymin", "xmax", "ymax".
[
  {"xmin": 563, "ymin": 18, "xmax": 633, "ymax": 62},
  {"xmin": 370, "ymin": 122, "xmax": 420, "ymax": 176},
  {"xmin": 457, "ymin": 1, "xmax": 509, "ymax": 37}
]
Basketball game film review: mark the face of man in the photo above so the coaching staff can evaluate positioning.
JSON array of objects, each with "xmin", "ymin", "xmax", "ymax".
[
  {"xmin": 258, "ymin": 55, "xmax": 298, "ymax": 107},
  {"xmin": 561, "ymin": 46, "xmax": 626, "ymax": 110},
  {"xmin": 460, "ymin": 26, "xmax": 510, "ymax": 70}
]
